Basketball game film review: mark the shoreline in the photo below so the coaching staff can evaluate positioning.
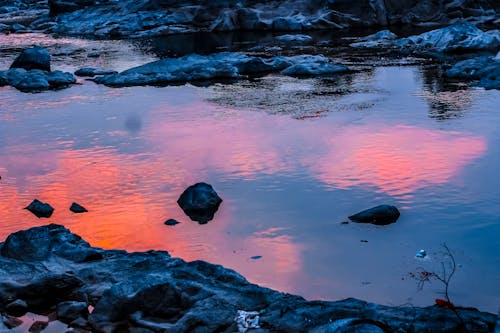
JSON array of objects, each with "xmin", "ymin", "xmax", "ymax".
[{"xmin": 0, "ymin": 224, "xmax": 497, "ymax": 332}]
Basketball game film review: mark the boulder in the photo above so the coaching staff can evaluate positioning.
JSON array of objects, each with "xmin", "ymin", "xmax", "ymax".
[
  {"xmin": 56, "ymin": 301, "xmax": 89, "ymax": 323},
  {"xmin": 348, "ymin": 205, "xmax": 400, "ymax": 225},
  {"xmin": 395, "ymin": 23, "xmax": 500, "ymax": 53},
  {"xmin": 24, "ymin": 199, "xmax": 54, "ymax": 218},
  {"xmin": 177, "ymin": 182, "xmax": 222, "ymax": 224},
  {"xmin": 5, "ymin": 299, "xmax": 28, "ymax": 317},
  {"xmin": 444, "ymin": 55, "xmax": 500, "ymax": 90},
  {"xmin": 10, "ymin": 46, "xmax": 51, "ymax": 72},
  {"xmin": 0, "ymin": 68, "xmax": 76, "ymax": 92}
]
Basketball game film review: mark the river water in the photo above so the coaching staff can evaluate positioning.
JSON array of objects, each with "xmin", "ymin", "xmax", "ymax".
[{"xmin": 0, "ymin": 33, "xmax": 499, "ymax": 313}]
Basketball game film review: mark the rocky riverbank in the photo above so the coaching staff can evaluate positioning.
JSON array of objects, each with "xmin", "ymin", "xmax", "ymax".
[
  {"xmin": 0, "ymin": 0, "xmax": 498, "ymax": 38},
  {"xmin": 0, "ymin": 224, "xmax": 497, "ymax": 332}
]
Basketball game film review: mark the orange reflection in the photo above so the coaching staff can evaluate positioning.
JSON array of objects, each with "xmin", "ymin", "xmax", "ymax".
[{"xmin": 306, "ymin": 125, "xmax": 487, "ymax": 196}]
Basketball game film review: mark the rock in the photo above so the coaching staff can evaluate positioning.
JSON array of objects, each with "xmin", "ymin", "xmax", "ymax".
[
  {"xmin": 46, "ymin": 70, "xmax": 77, "ymax": 87},
  {"xmin": 10, "ymin": 46, "xmax": 51, "ymax": 72},
  {"xmin": 24, "ymin": 199, "xmax": 54, "ymax": 218},
  {"xmin": 74, "ymin": 67, "xmax": 117, "ymax": 77},
  {"xmin": 348, "ymin": 205, "xmax": 400, "ymax": 225},
  {"xmin": 444, "ymin": 55, "xmax": 500, "ymax": 90},
  {"xmin": 281, "ymin": 55, "xmax": 349, "ymax": 76},
  {"xmin": 0, "ymin": 68, "xmax": 76, "ymax": 92},
  {"xmin": 94, "ymin": 52, "xmax": 348, "ymax": 87},
  {"xmin": 87, "ymin": 51, "xmax": 101, "ymax": 58},
  {"xmin": 164, "ymin": 219, "xmax": 180, "ymax": 226},
  {"xmin": 28, "ymin": 320, "xmax": 48, "ymax": 332},
  {"xmin": 0, "ymin": 224, "xmax": 496, "ymax": 332},
  {"xmin": 276, "ymin": 34, "xmax": 312, "ymax": 43},
  {"xmin": 177, "ymin": 182, "xmax": 222, "ymax": 224},
  {"xmin": 56, "ymin": 301, "xmax": 89, "ymax": 323},
  {"xmin": 2, "ymin": 315, "xmax": 23, "ymax": 329},
  {"xmin": 70, "ymin": 202, "xmax": 88, "ymax": 213},
  {"xmin": 12, "ymin": 70, "xmax": 50, "ymax": 92},
  {"xmin": 5, "ymin": 299, "xmax": 28, "ymax": 317},
  {"xmin": 9, "ymin": 23, "xmax": 26, "ymax": 32},
  {"xmin": 0, "ymin": 23, "xmax": 9, "ymax": 33},
  {"xmin": 350, "ymin": 29, "xmax": 398, "ymax": 48},
  {"xmin": 395, "ymin": 22, "xmax": 500, "ymax": 53}
]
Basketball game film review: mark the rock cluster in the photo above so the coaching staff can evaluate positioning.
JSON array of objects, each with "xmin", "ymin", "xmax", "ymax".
[
  {"xmin": 0, "ymin": 224, "xmax": 496, "ymax": 332},
  {"xmin": 0, "ymin": 46, "xmax": 76, "ymax": 92}
]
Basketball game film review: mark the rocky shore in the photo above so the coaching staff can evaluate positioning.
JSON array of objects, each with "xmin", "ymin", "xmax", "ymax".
[{"xmin": 0, "ymin": 224, "xmax": 497, "ymax": 332}]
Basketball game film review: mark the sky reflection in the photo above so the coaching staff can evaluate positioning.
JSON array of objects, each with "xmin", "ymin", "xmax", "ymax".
[{"xmin": 0, "ymin": 67, "xmax": 498, "ymax": 311}]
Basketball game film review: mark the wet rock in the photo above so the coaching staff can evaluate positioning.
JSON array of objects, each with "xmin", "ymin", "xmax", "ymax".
[
  {"xmin": 276, "ymin": 34, "xmax": 312, "ymax": 43},
  {"xmin": 281, "ymin": 55, "xmax": 349, "ymax": 76},
  {"xmin": 348, "ymin": 205, "xmax": 400, "ymax": 225},
  {"xmin": 395, "ymin": 22, "xmax": 500, "ymax": 53},
  {"xmin": 177, "ymin": 182, "xmax": 222, "ymax": 224},
  {"xmin": 5, "ymin": 299, "xmax": 28, "ymax": 317},
  {"xmin": 444, "ymin": 55, "xmax": 500, "ymax": 90},
  {"xmin": 74, "ymin": 67, "xmax": 117, "ymax": 77},
  {"xmin": 0, "ymin": 68, "xmax": 76, "ymax": 92},
  {"xmin": 10, "ymin": 46, "xmax": 51, "ymax": 71},
  {"xmin": 70, "ymin": 202, "xmax": 88, "ymax": 213},
  {"xmin": 28, "ymin": 320, "xmax": 48, "ymax": 332},
  {"xmin": 94, "ymin": 52, "xmax": 348, "ymax": 87},
  {"xmin": 13, "ymin": 70, "xmax": 50, "ymax": 92},
  {"xmin": 9, "ymin": 23, "xmax": 26, "ymax": 32},
  {"xmin": 0, "ymin": 224, "xmax": 496, "ymax": 333},
  {"xmin": 350, "ymin": 29, "xmax": 398, "ymax": 48},
  {"xmin": 46, "ymin": 70, "xmax": 77, "ymax": 87},
  {"xmin": 69, "ymin": 316, "xmax": 90, "ymax": 329},
  {"xmin": 0, "ymin": 23, "xmax": 9, "ymax": 33},
  {"xmin": 56, "ymin": 301, "xmax": 89, "ymax": 324},
  {"xmin": 23, "ymin": 199, "xmax": 54, "ymax": 218},
  {"xmin": 164, "ymin": 219, "xmax": 180, "ymax": 226}
]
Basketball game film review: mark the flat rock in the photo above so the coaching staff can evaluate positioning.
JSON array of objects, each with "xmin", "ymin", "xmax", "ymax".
[
  {"xmin": 24, "ymin": 199, "xmax": 54, "ymax": 218},
  {"xmin": 177, "ymin": 182, "xmax": 222, "ymax": 224},
  {"xmin": 348, "ymin": 204, "xmax": 400, "ymax": 225},
  {"xmin": 0, "ymin": 224, "xmax": 495, "ymax": 332},
  {"xmin": 164, "ymin": 219, "xmax": 180, "ymax": 226},
  {"xmin": 10, "ymin": 46, "xmax": 51, "ymax": 71},
  {"xmin": 444, "ymin": 54, "xmax": 500, "ymax": 90},
  {"xmin": 74, "ymin": 67, "xmax": 117, "ymax": 77}
]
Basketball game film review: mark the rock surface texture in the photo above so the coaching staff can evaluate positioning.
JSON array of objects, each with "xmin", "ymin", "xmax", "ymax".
[
  {"xmin": 0, "ymin": 0, "xmax": 497, "ymax": 38},
  {"xmin": 0, "ymin": 224, "xmax": 496, "ymax": 332}
]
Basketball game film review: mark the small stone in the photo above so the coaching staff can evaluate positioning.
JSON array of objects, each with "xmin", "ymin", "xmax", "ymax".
[
  {"xmin": 24, "ymin": 199, "xmax": 54, "ymax": 218},
  {"xmin": 29, "ymin": 321, "xmax": 48, "ymax": 332},
  {"xmin": 177, "ymin": 182, "xmax": 223, "ymax": 224},
  {"xmin": 5, "ymin": 299, "xmax": 28, "ymax": 317},
  {"xmin": 164, "ymin": 219, "xmax": 180, "ymax": 226},
  {"xmin": 70, "ymin": 202, "xmax": 88, "ymax": 213},
  {"xmin": 360, "ymin": 240, "xmax": 368, "ymax": 243},
  {"xmin": 348, "ymin": 205, "xmax": 400, "ymax": 225},
  {"xmin": 250, "ymin": 256, "xmax": 263, "ymax": 260}
]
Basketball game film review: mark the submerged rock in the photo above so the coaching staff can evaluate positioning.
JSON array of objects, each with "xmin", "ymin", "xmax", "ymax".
[
  {"xmin": 70, "ymin": 202, "xmax": 88, "ymax": 213},
  {"xmin": 24, "ymin": 199, "xmax": 54, "ymax": 218},
  {"xmin": 74, "ymin": 67, "xmax": 117, "ymax": 77},
  {"xmin": 444, "ymin": 55, "xmax": 500, "ymax": 90},
  {"xmin": 348, "ymin": 205, "xmax": 400, "ymax": 225},
  {"xmin": 10, "ymin": 46, "xmax": 51, "ymax": 71},
  {"xmin": 395, "ymin": 22, "xmax": 500, "ymax": 53},
  {"xmin": 350, "ymin": 29, "xmax": 398, "ymax": 48},
  {"xmin": 0, "ymin": 224, "xmax": 495, "ymax": 332},
  {"xmin": 177, "ymin": 182, "xmax": 222, "ymax": 224},
  {"xmin": 276, "ymin": 34, "xmax": 312, "ymax": 43},
  {"xmin": 94, "ymin": 52, "xmax": 348, "ymax": 87}
]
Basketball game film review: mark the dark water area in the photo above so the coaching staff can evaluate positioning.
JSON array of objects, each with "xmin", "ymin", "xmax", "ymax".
[{"xmin": 0, "ymin": 33, "xmax": 499, "ymax": 313}]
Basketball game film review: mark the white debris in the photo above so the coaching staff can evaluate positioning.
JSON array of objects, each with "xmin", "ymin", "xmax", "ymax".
[{"xmin": 235, "ymin": 310, "xmax": 260, "ymax": 333}]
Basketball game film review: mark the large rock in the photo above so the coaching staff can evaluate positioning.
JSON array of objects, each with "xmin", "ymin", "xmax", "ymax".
[
  {"xmin": 177, "ymin": 182, "xmax": 223, "ymax": 224},
  {"xmin": 94, "ymin": 52, "xmax": 348, "ymax": 87},
  {"xmin": 0, "ymin": 224, "xmax": 495, "ymax": 332},
  {"xmin": 0, "ymin": 68, "xmax": 76, "ymax": 93},
  {"xmin": 10, "ymin": 46, "xmax": 51, "ymax": 72},
  {"xmin": 395, "ymin": 22, "xmax": 500, "ymax": 53},
  {"xmin": 444, "ymin": 55, "xmax": 500, "ymax": 90},
  {"xmin": 348, "ymin": 205, "xmax": 401, "ymax": 225}
]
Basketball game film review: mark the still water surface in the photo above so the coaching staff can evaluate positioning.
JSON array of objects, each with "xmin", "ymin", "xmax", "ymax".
[{"xmin": 0, "ymin": 36, "xmax": 499, "ymax": 312}]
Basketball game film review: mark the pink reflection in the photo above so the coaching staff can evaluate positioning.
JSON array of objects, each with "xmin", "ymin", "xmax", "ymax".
[{"xmin": 305, "ymin": 125, "xmax": 487, "ymax": 196}]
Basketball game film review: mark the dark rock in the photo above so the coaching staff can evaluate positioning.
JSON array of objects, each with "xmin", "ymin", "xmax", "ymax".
[
  {"xmin": 0, "ymin": 68, "xmax": 76, "ymax": 93},
  {"xmin": 1, "ymin": 224, "xmax": 52, "ymax": 260},
  {"xmin": 12, "ymin": 70, "xmax": 50, "ymax": 92},
  {"xmin": 444, "ymin": 55, "xmax": 500, "ymax": 90},
  {"xmin": 5, "ymin": 299, "xmax": 28, "ymax": 317},
  {"xmin": 177, "ymin": 182, "xmax": 222, "ymax": 224},
  {"xmin": 164, "ymin": 219, "xmax": 180, "ymax": 226},
  {"xmin": 46, "ymin": 70, "xmax": 77, "ymax": 87},
  {"xmin": 24, "ymin": 199, "xmax": 54, "ymax": 218},
  {"xmin": 56, "ymin": 301, "xmax": 89, "ymax": 323},
  {"xmin": 28, "ymin": 320, "xmax": 48, "ymax": 332},
  {"xmin": 2, "ymin": 315, "xmax": 23, "ymax": 329},
  {"xmin": 74, "ymin": 67, "xmax": 117, "ymax": 77},
  {"xmin": 69, "ymin": 316, "xmax": 90, "ymax": 329},
  {"xmin": 348, "ymin": 205, "xmax": 400, "ymax": 225},
  {"xmin": 9, "ymin": 23, "xmax": 26, "ymax": 32},
  {"xmin": 10, "ymin": 46, "xmax": 51, "ymax": 72},
  {"xmin": 70, "ymin": 202, "xmax": 88, "ymax": 213},
  {"xmin": 0, "ymin": 224, "xmax": 495, "ymax": 333}
]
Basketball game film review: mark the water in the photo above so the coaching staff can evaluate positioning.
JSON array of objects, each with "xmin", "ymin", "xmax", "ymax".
[{"xmin": 0, "ymin": 34, "xmax": 499, "ymax": 313}]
